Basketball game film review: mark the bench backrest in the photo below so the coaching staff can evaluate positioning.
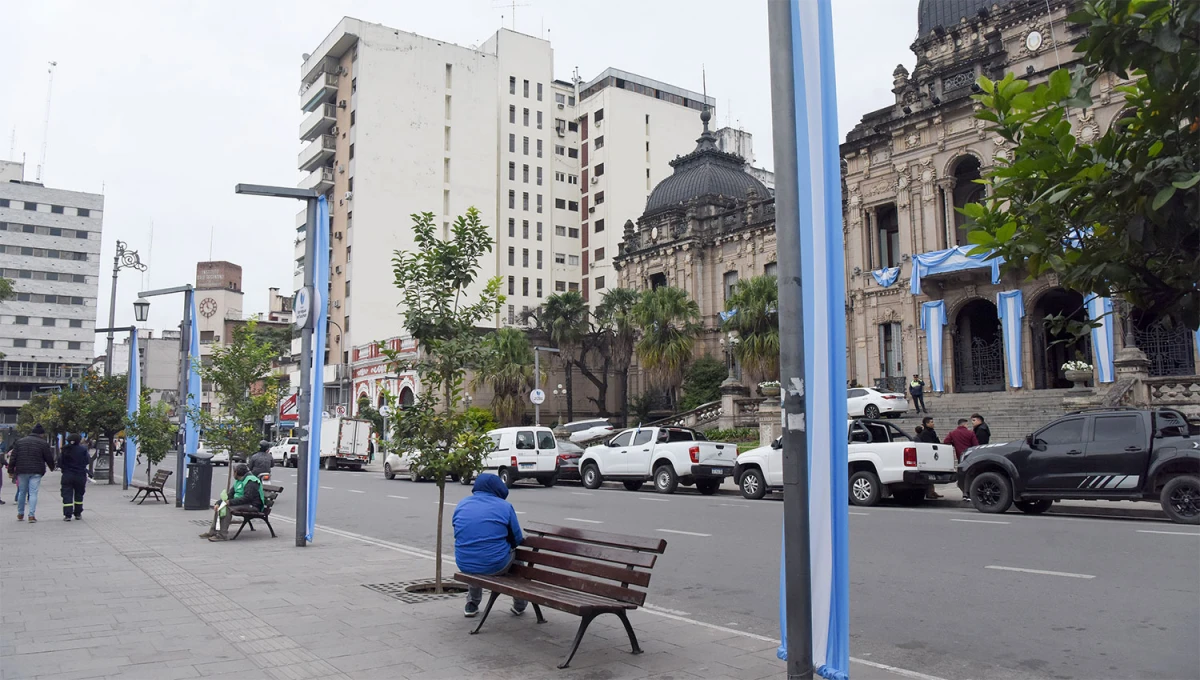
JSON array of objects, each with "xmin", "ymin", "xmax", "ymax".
[
  {"xmin": 262, "ymin": 483, "xmax": 284, "ymax": 509},
  {"xmin": 149, "ymin": 469, "xmax": 172, "ymax": 488},
  {"xmin": 513, "ymin": 521, "xmax": 668, "ymax": 607}
]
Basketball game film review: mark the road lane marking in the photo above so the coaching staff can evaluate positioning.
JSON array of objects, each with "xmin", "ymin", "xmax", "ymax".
[
  {"xmin": 347, "ymin": 490, "xmax": 365, "ymax": 494},
  {"xmin": 570, "ymin": 492, "xmax": 593, "ymax": 496},
  {"xmin": 986, "ymin": 565, "xmax": 1095, "ymax": 579},
  {"xmin": 319, "ymin": 486, "xmax": 334, "ymax": 490},
  {"xmin": 849, "ymin": 512, "xmax": 870, "ymax": 516},
  {"xmin": 564, "ymin": 517, "xmax": 603, "ymax": 524},
  {"xmin": 1137, "ymin": 529, "xmax": 1200, "ymax": 536},
  {"xmin": 515, "ymin": 511, "xmax": 526, "ymax": 515},
  {"xmin": 657, "ymin": 529, "xmax": 712, "ymax": 537},
  {"xmin": 718, "ymin": 503, "xmax": 751, "ymax": 507},
  {"xmin": 951, "ymin": 518, "xmax": 1009, "ymax": 525},
  {"xmin": 640, "ymin": 498, "xmax": 670, "ymax": 502},
  {"xmin": 387, "ymin": 495, "xmax": 408, "ymax": 500}
]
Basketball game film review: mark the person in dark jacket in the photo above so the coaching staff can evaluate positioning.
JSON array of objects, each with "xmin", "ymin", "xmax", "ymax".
[
  {"xmin": 916, "ymin": 417, "xmax": 938, "ymax": 444},
  {"xmin": 246, "ymin": 441, "xmax": 273, "ymax": 479},
  {"xmin": 209, "ymin": 463, "xmax": 265, "ymax": 542},
  {"xmin": 59, "ymin": 433, "xmax": 91, "ymax": 521},
  {"xmin": 7, "ymin": 424, "xmax": 56, "ymax": 522},
  {"xmin": 909, "ymin": 374, "xmax": 927, "ymax": 414},
  {"xmin": 452, "ymin": 474, "xmax": 528, "ymax": 618},
  {"xmin": 971, "ymin": 413, "xmax": 991, "ymax": 445}
]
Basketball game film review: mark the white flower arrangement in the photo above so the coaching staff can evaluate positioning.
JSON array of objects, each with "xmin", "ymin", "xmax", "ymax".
[
  {"xmin": 759, "ymin": 380, "xmax": 781, "ymax": 389},
  {"xmin": 1061, "ymin": 360, "xmax": 1092, "ymax": 372}
]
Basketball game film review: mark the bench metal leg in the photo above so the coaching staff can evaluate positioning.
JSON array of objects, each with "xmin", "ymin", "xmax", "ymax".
[
  {"xmin": 231, "ymin": 518, "xmax": 249, "ymax": 540},
  {"xmin": 531, "ymin": 603, "xmax": 546, "ymax": 624},
  {"xmin": 470, "ymin": 591, "xmax": 501, "ymax": 635},
  {"xmin": 558, "ymin": 612, "xmax": 598, "ymax": 669},
  {"xmin": 129, "ymin": 490, "xmax": 142, "ymax": 504},
  {"xmin": 263, "ymin": 517, "xmax": 276, "ymax": 538},
  {"xmin": 137, "ymin": 491, "xmax": 150, "ymax": 505},
  {"xmin": 615, "ymin": 611, "xmax": 643, "ymax": 655}
]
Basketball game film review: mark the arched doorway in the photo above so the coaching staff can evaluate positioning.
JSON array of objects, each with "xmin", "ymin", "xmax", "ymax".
[
  {"xmin": 1133, "ymin": 313, "xmax": 1196, "ymax": 377},
  {"xmin": 1031, "ymin": 288, "xmax": 1090, "ymax": 389},
  {"xmin": 399, "ymin": 386, "xmax": 416, "ymax": 409},
  {"xmin": 953, "ymin": 299, "xmax": 1004, "ymax": 393},
  {"xmin": 951, "ymin": 156, "xmax": 983, "ymax": 247}
]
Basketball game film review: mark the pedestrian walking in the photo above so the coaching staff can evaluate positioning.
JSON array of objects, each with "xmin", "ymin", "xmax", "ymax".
[
  {"xmin": 0, "ymin": 442, "xmax": 8, "ymax": 505},
  {"xmin": 59, "ymin": 433, "xmax": 91, "ymax": 521},
  {"xmin": 6, "ymin": 424, "xmax": 56, "ymax": 522},
  {"xmin": 971, "ymin": 413, "xmax": 991, "ymax": 445},
  {"xmin": 909, "ymin": 374, "xmax": 927, "ymax": 414}
]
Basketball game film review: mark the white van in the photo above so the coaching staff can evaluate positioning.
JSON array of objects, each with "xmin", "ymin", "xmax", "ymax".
[{"xmin": 483, "ymin": 426, "xmax": 561, "ymax": 488}]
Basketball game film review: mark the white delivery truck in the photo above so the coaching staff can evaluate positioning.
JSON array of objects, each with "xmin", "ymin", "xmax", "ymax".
[{"xmin": 319, "ymin": 417, "xmax": 372, "ymax": 471}]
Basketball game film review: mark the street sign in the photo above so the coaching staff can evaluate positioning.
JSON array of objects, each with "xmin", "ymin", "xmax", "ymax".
[
  {"xmin": 530, "ymin": 388, "xmax": 546, "ymax": 405},
  {"xmin": 335, "ymin": 404, "xmax": 347, "ymax": 417},
  {"xmin": 279, "ymin": 393, "xmax": 299, "ymax": 421},
  {"xmin": 293, "ymin": 286, "xmax": 318, "ymax": 330},
  {"xmin": 379, "ymin": 405, "xmax": 394, "ymax": 417}
]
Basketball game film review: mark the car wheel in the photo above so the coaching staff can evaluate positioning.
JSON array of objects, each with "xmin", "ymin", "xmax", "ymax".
[
  {"xmin": 1160, "ymin": 475, "xmax": 1200, "ymax": 525},
  {"xmin": 849, "ymin": 471, "xmax": 881, "ymax": 506},
  {"xmin": 654, "ymin": 465, "xmax": 679, "ymax": 494},
  {"xmin": 696, "ymin": 480, "xmax": 720, "ymax": 496},
  {"xmin": 582, "ymin": 464, "xmax": 602, "ymax": 490},
  {"xmin": 539, "ymin": 475, "xmax": 558, "ymax": 488},
  {"xmin": 970, "ymin": 472, "xmax": 1013, "ymax": 514},
  {"xmin": 891, "ymin": 489, "xmax": 926, "ymax": 506},
  {"xmin": 884, "ymin": 413, "xmax": 900, "ymax": 419},
  {"xmin": 623, "ymin": 480, "xmax": 644, "ymax": 491},
  {"xmin": 384, "ymin": 463, "xmax": 395, "ymax": 480},
  {"xmin": 864, "ymin": 404, "xmax": 881, "ymax": 419},
  {"xmin": 323, "ymin": 457, "xmax": 337, "ymax": 471},
  {"xmin": 1014, "ymin": 499, "xmax": 1053, "ymax": 515},
  {"xmin": 450, "ymin": 474, "xmax": 461, "ymax": 483},
  {"xmin": 352, "ymin": 465, "xmax": 363, "ymax": 472},
  {"xmin": 740, "ymin": 468, "xmax": 767, "ymax": 500},
  {"xmin": 460, "ymin": 472, "xmax": 475, "ymax": 486},
  {"xmin": 498, "ymin": 467, "xmax": 516, "ymax": 489}
]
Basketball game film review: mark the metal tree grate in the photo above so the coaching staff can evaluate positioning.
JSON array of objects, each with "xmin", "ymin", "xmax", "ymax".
[
  {"xmin": 190, "ymin": 519, "xmax": 212, "ymax": 526},
  {"xmin": 363, "ymin": 580, "xmax": 466, "ymax": 604}
]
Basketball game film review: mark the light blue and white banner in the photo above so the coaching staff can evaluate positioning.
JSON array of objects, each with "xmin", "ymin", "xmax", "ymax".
[
  {"xmin": 774, "ymin": 1, "xmax": 849, "ymax": 678},
  {"xmin": 125, "ymin": 332, "xmax": 140, "ymax": 483},
  {"xmin": 921, "ymin": 301, "xmax": 948, "ymax": 392},
  {"xmin": 871, "ymin": 266, "xmax": 900, "ymax": 288},
  {"xmin": 181, "ymin": 297, "xmax": 202, "ymax": 502},
  {"xmin": 1084, "ymin": 295, "xmax": 1115, "ymax": 383},
  {"xmin": 910, "ymin": 246, "xmax": 1003, "ymax": 295},
  {"xmin": 997, "ymin": 290, "xmax": 1024, "ymax": 389},
  {"xmin": 305, "ymin": 196, "xmax": 331, "ymax": 542}
]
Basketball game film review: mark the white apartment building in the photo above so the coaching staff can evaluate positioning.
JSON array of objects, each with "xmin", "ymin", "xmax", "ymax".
[{"xmin": 0, "ymin": 159, "xmax": 103, "ymax": 426}]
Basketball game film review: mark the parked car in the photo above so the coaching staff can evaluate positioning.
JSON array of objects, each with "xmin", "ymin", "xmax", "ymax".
[
  {"xmin": 270, "ymin": 438, "xmax": 299, "ymax": 466},
  {"xmin": 480, "ymin": 426, "xmax": 561, "ymax": 487},
  {"xmin": 734, "ymin": 419, "xmax": 956, "ymax": 504},
  {"xmin": 561, "ymin": 418, "xmax": 616, "ymax": 444},
  {"xmin": 579, "ymin": 426, "xmax": 737, "ymax": 495},
  {"xmin": 847, "ymin": 387, "xmax": 909, "ymax": 419},
  {"xmin": 200, "ymin": 442, "xmax": 230, "ymax": 466},
  {"xmin": 960, "ymin": 408, "xmax": 1200, "ymax": 524},
  {"xmin": 555, "ymin": 440, "xmax": 584, "ymax": 482}
]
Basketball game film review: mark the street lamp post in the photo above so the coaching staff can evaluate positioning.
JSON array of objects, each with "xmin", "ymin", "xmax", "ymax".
[
  {"xmin": 106, "ymin": 241, "xmax": 147, "ymax": 377},
  {"xmin": 532, "ymin": 346, "xmax": 560, "ymax": 426},
  {"xmin": 134, "ymin": 287, "xmax": 194, "ymax": 506},
  {"xmin": 552, "ymin": 383, "xmax": 564, "ymax": 427},
  {"xmin": 235, "ymin": 183, "xmax": 321, "ymax": 548}
]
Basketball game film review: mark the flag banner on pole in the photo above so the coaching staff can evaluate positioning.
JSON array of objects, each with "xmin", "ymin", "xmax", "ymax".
[
  {"xmin": 1084, "ymin": 295, "xmax": 1115, "ymax": 383},
  {"xmin": 125, "ymin": 332, "xmax": 140, "ymax": 483},
  {"xmin": 997, "ymin": 290, "xmax": 1024, "ymax": 388},
  {"xmin": 305, "ymin": 196, "xmax": 331, "ymax": 542},
  {"xmin": 775, "ymin": 1, "xmax": 850, "ymax": 677},
  {"xmin": 921, "ymin": 301, "xmax": 948, "ymax": 392},
  {"xmin": 181, "ymin": 296, "xmax": 202, "ymax": 503}
]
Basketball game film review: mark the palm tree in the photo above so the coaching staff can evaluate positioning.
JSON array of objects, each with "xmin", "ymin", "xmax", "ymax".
[
  {"xmin": 631, "ymin": 286, "xmax": 702, "ymax": 410},
  {"xmin": 595, "ymin": 288, "xmax": 642, "ymax": 427},
  {"xmin": 722, "ymin": 274, "xmax": 780, "ymax": 385},
  {"xmin": 540, "ymin": 291, "xmax": 589, "ymax": 422},
  {"xmin": 476, "ymin": 328, "xmax": 536, "ymax": 426}
]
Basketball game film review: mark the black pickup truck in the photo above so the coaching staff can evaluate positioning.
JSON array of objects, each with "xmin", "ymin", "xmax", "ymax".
[{"xmin": 959, "ymin": 408, "xmax": 1199, "ymax": 524}]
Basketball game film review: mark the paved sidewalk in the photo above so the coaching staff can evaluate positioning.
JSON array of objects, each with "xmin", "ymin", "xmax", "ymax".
[{"xmin": 1, "ymin": 481, "xmax": 930, "ymax": 680}]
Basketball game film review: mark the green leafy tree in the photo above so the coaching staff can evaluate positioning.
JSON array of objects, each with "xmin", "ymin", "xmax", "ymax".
[
  {"xmin": 722, "ymin": 275, "xmax": 780, "ymax": 385},
  {"xmin": 355, "ymin": 395, "xmax": 386, "ymax": 441},
  {"xmin": 78, "ymin": 373, "xmax": 128, "ymax": 462},
  {"xmin": 464, "ymin": 406, "xmax": 500, "ymax": 434},
  {"xmin": 124, "ymin": 395, "xmax": 178, "ymax": 484},
  {"xmin": 475, "ymin": 328, "xmax": 536, "ymax": 426},
  {"xmin": 594, "ymin": 288, "xmax": 642, "ymax": 427},
  {"xmin": 537, "ymin": 291, "xmax": 589, "ymax": 423},
  {"xmin": 386, "ymin": 208, "xmax": 503, "ymax": 592},
  {"xmin": 632, "ymin": 286, "xmax": 702, "ymax": 410},
  {"xmin": 679, "ymin": 356, "xmax": 728, "ymax": 411},
  {"xmin": 251, "ymin": 323, "xmax": 294, "ymax": 358},
  {"xmin": 16, "ymin": 392, "xmax": 64, "ymax": 438},
  {"xmin": 966, "ymin": 0, "xmax": 1199, "ymax": 330}
]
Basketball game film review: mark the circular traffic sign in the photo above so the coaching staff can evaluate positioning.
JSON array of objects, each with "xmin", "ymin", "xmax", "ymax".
[
  {"xmin": 530, "ymin": 389, "xmax": 546, "ymax": 405},
  {"xmin": 379, "ymin": 405, "xmax": 394, "ymax": 417},
  {"xmin": 335, "ymin": 404, "xmax": 347, "ymax": 417}
]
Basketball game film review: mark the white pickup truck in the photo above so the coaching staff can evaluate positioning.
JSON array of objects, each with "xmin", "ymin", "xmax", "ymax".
[
  {"xmin": 734, "ymin": 419, "xmax": 956, "ymax": 505},
  {"xmin": 579, "ymin": 426, "xmax": 738, "ymax": 495}
]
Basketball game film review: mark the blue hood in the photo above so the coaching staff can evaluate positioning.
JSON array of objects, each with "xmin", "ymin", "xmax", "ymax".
[{"xmin": 473, "ymin": 473, "xmax": 509, "ymax": 500}]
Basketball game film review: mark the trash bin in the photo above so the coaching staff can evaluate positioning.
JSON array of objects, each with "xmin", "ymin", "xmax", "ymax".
[{"xmin": 184, "ymin": 452, "xmax": 214, "ymax": 511}]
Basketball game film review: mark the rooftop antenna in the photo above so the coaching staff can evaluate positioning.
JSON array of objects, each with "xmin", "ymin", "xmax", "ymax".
[
  {"xmin": 208, "ymin": 224, "xmax": 215, "ymax": 260},
  {"xmin": 8, "ymin": 127, "xmax": 14, "ymax": 160},
  {"xmin": 36, "ymin": 61, "xmax": 56, "ymax": 182},
  {"xmin": 491, "ymin": 0, "xmax": 531, "ymax": 31}
]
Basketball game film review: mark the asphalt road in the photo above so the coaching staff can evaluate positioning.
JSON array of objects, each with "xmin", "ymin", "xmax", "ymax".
[{"xmin": 134, "ymin": 461, "xmax": 1200, "ymax": 680}]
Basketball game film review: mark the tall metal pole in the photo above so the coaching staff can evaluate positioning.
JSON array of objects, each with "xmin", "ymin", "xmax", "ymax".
[
  {"xmin": 534, "ymin": 350, "xmax": 541, "ymax": 426},
  {"xmin": 295, "ymin": 198, "xmax": 318, "ymax": 547},
  {"xmin": 767, "ymin": 2, "xmax": 813, "ymax": 678},
  {"xmin": 106, "ymin": 253, "xmax": 120, "ymax": 378},
  {"xmin": 175, "ymin": 290, "xmax": 193, "ymax": 507}
]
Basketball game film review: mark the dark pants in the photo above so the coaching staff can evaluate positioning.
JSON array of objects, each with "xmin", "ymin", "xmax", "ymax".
[
  {"xmin": 911, "ymin": 392, "xmax": 926, "ymax": 413},
  {"xmin": 465, "ymin": 549, "xmax": 527, "ymax": 612},
  {"xmin": 217, "ymin": 504, "xmax": 258, "ymax": 536},
  {"xmin": 61, "ymin": 473, "xmax": 86, "ymax": 518}
]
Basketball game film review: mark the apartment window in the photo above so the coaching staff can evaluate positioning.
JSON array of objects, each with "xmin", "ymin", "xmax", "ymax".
[
  {"xmin": 556, "ymin": 92, "xmax": 565, "ymax": 104},
  {"xmin": 12, "ymin": 339, "xmax": 26, "ymax": 348},
  {"xmin": 522, "ymin": 164, "xmax": 529, "ymax": 183},
  {"xmin": 724, "ymin": 271, "xmax": 740, "ymax": 302},
  {"xmin": 536, "ymin": 111, "xmax": 543, "ymax": 129},
  {"xmin": 508, "ymin": 304, "xmax": 515, "ymax": 324},
  {"xmin": 569, "ymin": 227, "xmax": 580, "ymax": 238},
  {"xmin": 554, "ymin": 252, "xmax": 566, "ymax": 264},
  {"xmin": 523, "ymin": 137, "xmax": 529, "ymax": 155},
  {"xmin": 595, "ymin": 276, "xmax": 606, "ymax": 290},
  {"xmin": 555, "ymin": 198, "xmax": 566, "ymax": 209},
  {"xmin": 351, "ymin": 77, "xmax": 357, "ymax": 93},
  {"xmin": 69, "ymin": 319, "xmax": 82, "ymax": 328},
  {"xmin": 351, "ymin": 110, "xmax": 356, "ymax": 126},
  {"xmin": 595, "ymin": 219, "xmax": 605, "ymax": 233},
  {"xmin": 508, "ymin": 218, "xmax": 516, "ymax": 237},
  {"xmin": 523, "ymin": 108, "xmax": 529, "ymax": 127},
  {"xmin": 537, "ymin": 250, "xmax": 543, "ymax": 269},
  {"xmin": 536, "ymin": 194, "xmax": 543, "ymax": 214},
  {"xmin": 509, "ymin": 162, "xmax": 516, "ymax": 181},
  {"xmin": 508, "ymin": 247, "xmax": 515, "ymax": 266},
  {"xmin": 41, "ymin": 340, "xmax": 54, "ymax": 349},
  {"xmin": 68, "ymin": 341, "xmax": 81, "ymax": 351},
  {"xmin": 42, "ymin": 317, "xmax": 55, "ymax": 326},
  {"xmin": 51, "ymin": 205, "xmax": 64, "ymax": 214},
  {"xmin": 536, "ymin": 278, "xmax": 543, "ymax": 298},
  {"xmin": 536, "ymin": 140, "xmax": 543, "ymax": 158},
  {"xmin": 508, "ymin": 190, "xmax": 515, "ymax": 209},
  {"xmin": 537, "ymin": 83, "xmax": 543, "ymax": 101},
  {"xmin": 444, "ymin": 95, "xmax": 451, "ymax": 120},
  {"xmin": 14, "ymin": 316, "xmax": 29, "ymax": 325},
  {"xmin": 522, "ymin": 277, "xmax": 530, "ymax": 296},
  {"xmin": 568, "ymin": 174, "xmax": 578, "ymax": 185},
  {"xmin": 522, "ymin": 249, "xmax": 530, "ymax": 267},
  {"xmin": 594, "ymin": 136, "xmax": 605, "ymax": 149},
  {"xmin": 568, "ymin": 255, "xmax": 580, "ymax": 266},
  {"xmin": 24, "ymin": 202, "xmax": 38, "ymax": 211},
  {"xmin": 568, "ymin": 95, "xmax": 576, "ymax": 105},
  {"xmin": 556, "ymin": 281, "xmax": 566, "ymax": 291},
  {"xmin": 568, "ymin": 200, "xmax": 579, "ymax": 211},
  {"xmin": 0, "ymin": 199, "xmax": 7, "ymax": 207},
  {"xmin": 568, "ymin": 147, "xmax": 578, "ymax": 158},
  {"xmin": 523, "ymin": 79, "xmax": 529, "ymax": 98},
  {"xmin": 555, "ymin": 145, "xmax": 565, "ymax": 156},
  {"xmin": 77, "ymin": 208, "xmax": 90, "ymax": 217},
  {"xmin": 349, "ymin": 143, "xmax": 355, "ymax": 160},
  {"xmin": 509, "ymin": 134, "xmax": 516, "ymax": 153},
  {"xmin": 509, "ymin": 105, "xmax": 516, "ymax": 124},
  {"xmin": 594, "ymin": 192, "xmax": 605, "ymax": 205},
  {"xmin": 595, "ymin": 247, "xmax": 606, "ymax": 261},
  {"xmin": 522, "ymin": 220, "xmax": 529, "ymax": 239},
  {"xmin": 568, "ymin": 281, "xmax": 579, "ymax": 291},
  {"xmin": 522, "ymin": 192, "xmax": 529, "ymax": 211},
  {"xmin": 595, "ymin": 163, "xmax": 605, "ymax": 177},
  {"xmin": 345, "ymin": 280, "xmax": 352, "ymax": 297},
  {"xmin": 346, "ymin": 245, "xmax": 352, "ymax": 261},
  {"xmin": 555, "ymin": 171, "xmax": 565, "ymax": 182},
  {"xmin": 445, "ymin": 126, "xmax": 451, "ymax": 151},
  {"xmin": 765, "ymin": 262, "xmax": 778, "ymax": 277},
  {"xmin": 536, "ymin": 167, "xmax": 543, "ymax": 186},
  {"xmin": 594, "ymin": 108, "xmax": 605, "ymax": 122},
  {"xmin": 568, "ymin": 121, "xmax": 578, "ymax": 132},
  {"xmin": 510, "ymin": 76, "xmax": 516, "ymax": 94},
  {"xmin": 508, "ymin": 276, "xmax": 515, "ymax": 296},
  {"xmin": 536, "ymin": 222, "xmax": 543, "ymax": 241},
  {"xmin": 554, "ymin": 225, "xmax": 566, "ymax": 237}
]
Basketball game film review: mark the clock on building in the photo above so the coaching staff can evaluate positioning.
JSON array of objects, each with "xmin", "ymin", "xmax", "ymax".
[
  {"xmin": 1025, "ymin": 30, "xmax": 1043, "ymax": 52},
  {"xmin": 199, "ymin": 298, "xmax": 218, "ymax": 318}
]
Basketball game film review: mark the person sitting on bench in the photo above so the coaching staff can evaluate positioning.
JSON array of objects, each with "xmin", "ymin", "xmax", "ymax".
[
  {"xmin": 208, "ymin": 463, "xmax": 264, "ymax": 542},
  {"xmin": 452, "ymin": 473, "xmax": 528, "ymax": 618}
]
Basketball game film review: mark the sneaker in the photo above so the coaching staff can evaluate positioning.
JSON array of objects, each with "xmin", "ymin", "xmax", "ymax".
[
  {"xmin": 63, "ymin": 516, "xmax": 72, "ymax": 522},
  {"xmin": 198, "ymin": 531, "xmax": 214, "ymax": 539},
  {"xmin": 27, "ymin": 516, "xmax": 36, "ymax": 523},
  {"xmin": 510, "ymin": 605, "xmax": 526, "ymax": 617},
  {"xmin": 962, "ymin": 497, "xmax": 971, "ymax": 502},
  {"xmin": 74, "ymin": 515, "xmax": 82, "ymax": 520},
  {"xmin": 464, "ymin": 602, "xmax": 479, "ymax": 618},
  {"xmin": 0, "ymin": 499, "xmax": 6, "ymax": 504},
  {"xmin": 208, "ymin": 533, "xmax": 228, "ymax": 542},
  {"xmin": 16, "ymin": 515, "xmax": 22, "ymax": 521}
]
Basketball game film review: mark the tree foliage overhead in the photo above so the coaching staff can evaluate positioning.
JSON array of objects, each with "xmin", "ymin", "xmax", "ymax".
[
  {"xmin": 192, "ymin": 319, "xmax": 283, "ymax": 461},
  {"xmin": 965, "ymin": 0, "xmax": 1199, "ymax": 329},
  {"xmin": 125, "ymin": 395, "xmax": 178, "ymax": 483},
  {"xmin": 722, "ymin": 274, "xmax": 780, "ymax": 384}
]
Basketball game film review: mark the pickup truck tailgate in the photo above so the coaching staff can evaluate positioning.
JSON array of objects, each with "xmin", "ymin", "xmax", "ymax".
[
  {"xmin": 697, "ymin": 442, "xmax": 738, "ymax": 467},
  {"xmin": 915, "ymin": 443, "xmax": 955, "ymax": 473}
]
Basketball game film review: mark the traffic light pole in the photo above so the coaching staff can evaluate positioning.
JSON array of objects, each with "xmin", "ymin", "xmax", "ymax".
[{"xmin": 295, "ymin": 197, "xmax": 318, "ymax": 547}]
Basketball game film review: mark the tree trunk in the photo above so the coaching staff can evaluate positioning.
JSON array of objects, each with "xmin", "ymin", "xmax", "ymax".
[
  {"xmin": 435, "ymin": 481, "xmax": 445, "ymax": 593},
  {"xmin": 619, "ymin": 367, "xmax": 630, "ymax": 428},
  {"xmin": 565, "ymin": 363, "xmax": 575, "ymax": 423}
]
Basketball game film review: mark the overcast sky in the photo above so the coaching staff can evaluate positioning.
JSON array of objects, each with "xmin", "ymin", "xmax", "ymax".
[{"xmin": 1, "ymin": 0, "xmax": 919, "ymax": 342}]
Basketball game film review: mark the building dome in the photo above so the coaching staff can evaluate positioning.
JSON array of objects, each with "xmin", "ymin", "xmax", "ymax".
[
  {"xmin": 917, "ymin": 0, "xmax": 1013, "ymax": 36},
  {"xmin": 645, "ymin": 108, "xmax": 769, "ymax": 215}
]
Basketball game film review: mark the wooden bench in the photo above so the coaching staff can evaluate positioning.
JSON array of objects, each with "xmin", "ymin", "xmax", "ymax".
[
  {"xmin": 229, "ymin": 484, "xmax": 283, "ymax": 540},
  {"xmin": 454, "ymin": 521, "xmax": 668, "ymax": 669},
  {"xmin": 129, "ymin": 469, "xmax": 172, "ymax": 505}
]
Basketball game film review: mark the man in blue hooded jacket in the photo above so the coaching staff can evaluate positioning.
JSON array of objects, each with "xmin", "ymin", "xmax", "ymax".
[{"xmin": 452, "ymin": 473, "xmax": 528, "ymax": 618}]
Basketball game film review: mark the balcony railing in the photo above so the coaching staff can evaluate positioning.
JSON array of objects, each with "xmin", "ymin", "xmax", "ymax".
[
  {"xmin": 298, "ymin": 134, "xmax": 336, "ymax": 173},
  {"xmin": 300, "ymin": 165, "xmax": 335, "ymax": 193},
  {"xmin": 300, "ymin": 103, "xmax": 338, "ymax": 141},
  {"xmin": 300, "ymin": 73, "xmax": 339, "ymax": 112}
]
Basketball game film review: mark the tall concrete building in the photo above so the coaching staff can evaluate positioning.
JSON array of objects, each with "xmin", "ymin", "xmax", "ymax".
[
  {"xmin": 0, "ymin": 160, "xmax": 103, "ymax": 426},
  {"xmin": 294, "ymin": 19, "xmax": 716, "ymax": 410}
]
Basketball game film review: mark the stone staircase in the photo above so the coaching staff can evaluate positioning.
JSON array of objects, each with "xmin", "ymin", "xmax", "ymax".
[{"xmin": 890, "ymin": 388, "xmax": 1074, "ymax": 443}]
